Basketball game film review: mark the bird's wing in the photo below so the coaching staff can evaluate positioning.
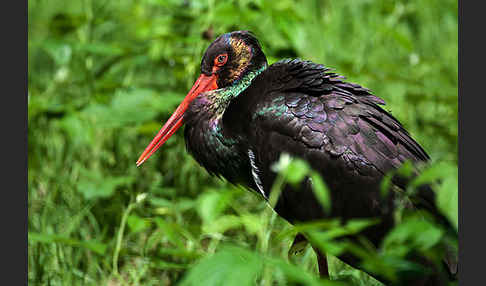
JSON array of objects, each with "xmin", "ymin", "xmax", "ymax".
[
  {"xmin": 224, "ymin": 59, "xmax": 434, "ymax": 221},
  {"xmin": 227, "ymin": 59, "xmax": 454, "ymax": 271},
  {"xmin": 243, "ymin": 58, "xmax": 428, "ymax": 174}
]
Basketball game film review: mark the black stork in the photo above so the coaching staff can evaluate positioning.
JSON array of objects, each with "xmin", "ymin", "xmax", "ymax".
[{"xmin": 136, "ymin": 31, "xmax": 456, "ymax": 285}]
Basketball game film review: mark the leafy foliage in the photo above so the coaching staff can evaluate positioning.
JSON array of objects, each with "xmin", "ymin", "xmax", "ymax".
[{"xmin": 28, "ymin": 0, "xmax": 457, "ymax": 285}]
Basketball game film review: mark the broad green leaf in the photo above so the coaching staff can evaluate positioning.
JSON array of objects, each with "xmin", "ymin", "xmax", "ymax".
[
  {"xmin": 202, "ymin": 215, "xmax": 242, "ymax": 234},
  {"xmin": 285, "ymin": 158, "xmax": 310, "ymax": 184},
  {"xmin": 437, "ymin": 173, "xmax": 458, "ymax": 231},
  {"xmin": 310, "ymin": 171, "xmax": 331, "ymax": 213},
  {"xmin": 179, "ymin": 246, "xmax": 263, "ymax": 286},
  {"xmin": 127, "ymin": 214, "xmax": 152, "ymax": 233},
  {"xmin": 197, "ymin": 189, "xmax": 233, "ymax": 223},
  {"xmin": 382, "ymin": 215, "xmax": 444, "ymax": 256}
]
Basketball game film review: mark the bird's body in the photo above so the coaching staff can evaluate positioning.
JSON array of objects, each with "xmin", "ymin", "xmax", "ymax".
[
  {"xmin": 137, "ymin": 31, "xmax": 456, "ymax": 285},
  {"xmin": 185, "ymin": 57, "xmax": 428, "ymax": 224}
]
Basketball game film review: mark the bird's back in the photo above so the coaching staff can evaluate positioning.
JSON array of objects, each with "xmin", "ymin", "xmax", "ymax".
[
  {"xmin": 225, "ymin": 62, "xmax": 461, "ymax": 281},
  {"xmin": 227, "ymin": 60, "xmax": 427, "ymax": 194}
]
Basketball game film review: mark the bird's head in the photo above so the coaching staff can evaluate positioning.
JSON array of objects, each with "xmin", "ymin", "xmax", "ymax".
[
  {"xmin": 200, "ymin": 30, "xmax": 267, "ymax": 88},
  {"xmin": 136, "ymin": 31, "xmax": 267, "ymax": 166}
]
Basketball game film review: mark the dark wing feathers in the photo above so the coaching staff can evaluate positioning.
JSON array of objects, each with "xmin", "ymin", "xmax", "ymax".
[
  {"xmin": 267, "ymin": 59, "xmax": 385, "ymax": 104},
  {"xmin": 247, "ymin": 58, "xmax": 429, "ymax": 181},
  {"xmin": 229, "ymin": 59, "xmax": 455, "ymax": 274}
]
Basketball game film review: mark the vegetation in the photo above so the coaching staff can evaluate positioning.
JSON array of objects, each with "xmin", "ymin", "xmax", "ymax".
[{"xmin": 28, "ymin": 0, "xmax": 457, "ymax": 285}]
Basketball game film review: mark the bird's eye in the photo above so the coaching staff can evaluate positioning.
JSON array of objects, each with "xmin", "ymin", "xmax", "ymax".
[
  {"xmin": 217, "ymin": 55, "xmax": 226, "ymax": 63},
  {"xmin": 214, "ymin": 53, "xmax": 228, "ymax": 67}
]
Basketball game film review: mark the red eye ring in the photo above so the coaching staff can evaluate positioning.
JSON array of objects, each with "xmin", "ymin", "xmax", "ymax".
[{"xmin": 214, "ymin": 53, "xmax": 228, "ymax": 67}]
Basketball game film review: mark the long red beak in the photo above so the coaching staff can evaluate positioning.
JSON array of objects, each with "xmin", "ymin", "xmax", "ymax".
[{"xmin": 136, "ymin": 74, "xmax": 218, "ymax": 166}]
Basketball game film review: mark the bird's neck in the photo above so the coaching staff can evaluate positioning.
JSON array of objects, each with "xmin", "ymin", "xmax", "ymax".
[
  {"xmin": 183, "ymin": 64, "xmax": 266, "ymax": 183},
  {"xmin": 185, "ymin": 64, "xmax": 266, "ymax": 146},
  {"xmin": 203, "ymin": 64, "xmax": 267, "ymax": 118}
]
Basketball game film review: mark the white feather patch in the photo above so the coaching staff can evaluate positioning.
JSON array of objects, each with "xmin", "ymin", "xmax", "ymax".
[{"xmin": 248, "ymin": 149, "xmax": 267, "ymax": 199}]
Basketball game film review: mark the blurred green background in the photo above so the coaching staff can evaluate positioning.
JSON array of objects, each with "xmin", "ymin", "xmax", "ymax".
[{"xmin": 28, "ymin": 0, "xmax": 457, "ymax": 285}]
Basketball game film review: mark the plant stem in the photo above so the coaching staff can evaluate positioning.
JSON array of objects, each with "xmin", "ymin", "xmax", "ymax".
[
  {"xmin": 260, "ymin": 173, "xmax": 285, "ymax": 286},
  {"xmin": 112, "ymin": 197, "xmax": 136, "ymax": 277}
]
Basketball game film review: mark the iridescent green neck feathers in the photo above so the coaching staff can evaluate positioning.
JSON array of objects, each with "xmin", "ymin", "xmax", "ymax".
[{"xmin": 205, "ymin": 64, "xmax": 266, "ymax": 116}]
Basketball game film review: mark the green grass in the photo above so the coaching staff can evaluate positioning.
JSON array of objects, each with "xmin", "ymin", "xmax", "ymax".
[{"xmin": 28, "ymin": 0, "xmax": 457, "ymax": 285}]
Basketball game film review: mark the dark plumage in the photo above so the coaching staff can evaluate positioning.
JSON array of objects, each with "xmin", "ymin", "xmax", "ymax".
[{"xmin": 137, "ymin": 31, "xmax": 456, "ymax": 285}]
